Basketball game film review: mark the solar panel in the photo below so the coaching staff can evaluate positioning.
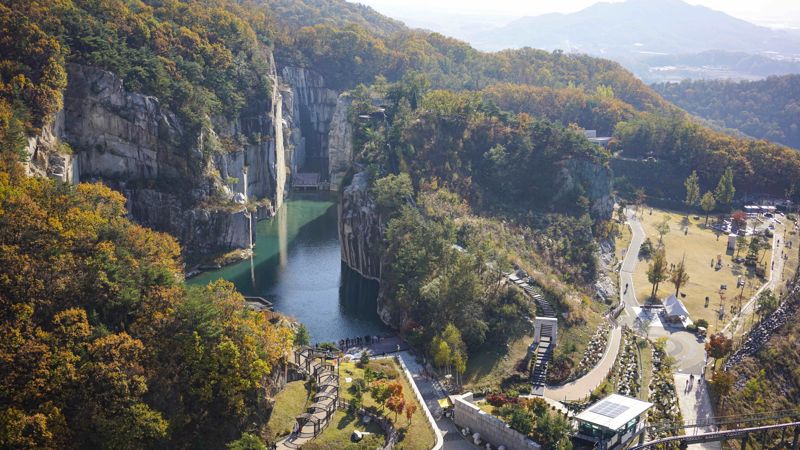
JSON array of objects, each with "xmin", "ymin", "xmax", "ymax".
[{"xmin": 589, "ymin": 400, "xmax": 628, "ymax": 418}]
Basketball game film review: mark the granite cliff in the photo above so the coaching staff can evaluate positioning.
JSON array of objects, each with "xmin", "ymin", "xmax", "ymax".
[{"xmin": 25, "ymin": 60, "xmax": 290, "ymax": 263}]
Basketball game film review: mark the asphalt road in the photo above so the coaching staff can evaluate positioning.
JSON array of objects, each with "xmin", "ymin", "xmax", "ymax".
[{"xmin": 620, "ymin": 209, "xmax": 646, "ymax": 326}]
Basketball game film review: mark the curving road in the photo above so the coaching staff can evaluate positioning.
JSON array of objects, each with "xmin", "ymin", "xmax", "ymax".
[{"xmin": 620, "ymin": 210, "xmax": 647, "ymax": 324}]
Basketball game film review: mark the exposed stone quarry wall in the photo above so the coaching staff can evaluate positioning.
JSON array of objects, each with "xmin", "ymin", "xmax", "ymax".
[
  {"xmin": 555, "ymin": 158, "xmax": 614, "ymax": 220},
  {"xmin": 339, "ymin": 171, "xmax": 382, "ymax": 282},
  {"xmin": 281, "ymin": 67, "xmax": 339, "ymax": 177},
  {"xmin": 26, "ymin": 60, "xmax": 289, "ymax": 261},
  {"xmin": 327, "ymin": 93, "xmax": 353, "ymax": 190}
]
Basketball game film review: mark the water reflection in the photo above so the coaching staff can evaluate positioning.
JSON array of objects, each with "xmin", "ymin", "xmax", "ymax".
[{"xmin": 188, "ymin": 193, "xmax": 388, "ymax": 342}]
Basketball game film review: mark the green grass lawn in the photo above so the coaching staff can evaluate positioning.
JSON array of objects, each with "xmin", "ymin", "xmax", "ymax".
[
  {"xmin": 265, "ymin": 380, "xmax": 311, "ymax": 441},
  {"xmin": 337, "ymin": 359, "xmax": 435, "ymax": 450},
  {"xmin": 632, "ymin": 208, "xmax": 771, "ymax": 331},
  {"xmin": 303, "ymin": 410, "xmax": 385, "ymax": 450},
  {"xmin": 463, "ymin": 334, "xmax": 533, "ymax": 390}
]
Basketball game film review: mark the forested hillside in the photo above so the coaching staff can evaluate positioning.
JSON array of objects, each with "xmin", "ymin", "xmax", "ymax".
[
  {"xmin": 653, "ymin": 75, "xmax": 800, "ymax": 149},
  {"xmin": 0, "ymin": 152, "xmax": 294, "ymax": 448}
]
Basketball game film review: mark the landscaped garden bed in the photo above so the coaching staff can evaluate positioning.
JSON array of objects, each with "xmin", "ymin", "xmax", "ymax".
[
  {"xmin": 647, "ymin": 338, "xmax": 683, "ymax": 439},
  {"xmin": 330, "ymin": 357, "xmax": 435, "ymax": 450}
]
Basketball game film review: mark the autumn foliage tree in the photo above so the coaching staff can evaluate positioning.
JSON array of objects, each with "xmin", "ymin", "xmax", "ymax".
[
  {"xmin": 705, "ymin": 333, "xmax": 733, "ymax": 368},
  {"xmin": 0, "ymin": 153, "xmax": 293, "ymax": 449}
]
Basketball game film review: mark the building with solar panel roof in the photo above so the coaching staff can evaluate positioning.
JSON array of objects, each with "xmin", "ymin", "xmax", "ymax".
[{"xmin": 573, "ymin": 394, "xmax": 653, "ymax": 449}]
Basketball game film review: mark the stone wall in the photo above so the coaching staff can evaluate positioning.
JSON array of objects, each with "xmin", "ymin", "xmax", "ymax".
[{"xmin": 453, "ymin": 393, "xmax": 542, "ymax": 450}]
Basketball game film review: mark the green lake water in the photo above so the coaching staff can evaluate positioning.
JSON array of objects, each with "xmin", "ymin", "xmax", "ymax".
[{"xmin": 188, "ymin": 193, "xmax": 388, "ymax": 343}]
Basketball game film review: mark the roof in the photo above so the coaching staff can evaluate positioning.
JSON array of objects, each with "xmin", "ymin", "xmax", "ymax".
[
  {"xmin": 664, "ymin": 294, "xmax": 690, "ymax": 317},
  {"xmin": 575, "ymin": 394, "xmax": 653, "ymax": 431}
]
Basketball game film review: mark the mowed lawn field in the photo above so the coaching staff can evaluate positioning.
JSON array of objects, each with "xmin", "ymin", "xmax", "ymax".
[{"xmin": 630, "ymin": 208, "xmax": 771, "ymax": 331}]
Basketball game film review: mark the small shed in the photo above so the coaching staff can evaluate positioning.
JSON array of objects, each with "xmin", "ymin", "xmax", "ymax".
[{"xmin": 663, "ymin": 294, "xmax": 690, "ymax": 321}]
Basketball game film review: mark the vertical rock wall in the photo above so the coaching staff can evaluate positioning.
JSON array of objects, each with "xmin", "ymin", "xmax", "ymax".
[
  {"xmin": 25, "ymin": 59, "xmax": 290, "ymax": 262},
  {"xmin": 339, "ymin": 171, "xmax": 382, "ymax": 282},
  {"xmin": 280, "ymin": 67, "xmax": 339, "ymax": 178},
  {"xmin": 327, "ymin": 93, "xmax": 354, "ymax": 190}
]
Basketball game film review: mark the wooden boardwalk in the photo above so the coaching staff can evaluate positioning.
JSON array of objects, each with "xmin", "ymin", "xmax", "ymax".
[{"xmin": 275, "ymin": 348, "xmax": 339, "ymax": 449}]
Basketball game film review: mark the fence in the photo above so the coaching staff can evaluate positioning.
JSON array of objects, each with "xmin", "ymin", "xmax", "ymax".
[{"xmin": 394, "ymin": 355, "xmax": 444, "ymax": 450}]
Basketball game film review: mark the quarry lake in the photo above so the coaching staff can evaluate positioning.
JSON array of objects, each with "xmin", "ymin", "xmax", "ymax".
[{"xmin": 188, "ymin": 193, "xmax": 388, "ymax": 343}]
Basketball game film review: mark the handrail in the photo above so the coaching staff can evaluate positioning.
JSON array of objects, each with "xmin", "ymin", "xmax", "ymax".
[{"xmin": 630, "ymin": 421, "xmax": 800, "ymax": 449}]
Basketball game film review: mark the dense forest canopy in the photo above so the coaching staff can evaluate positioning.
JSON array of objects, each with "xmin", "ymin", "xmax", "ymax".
[
  {"xmin": 653, "ymin": 75, "xmax": 800, "ymax": 149},
  {"xmin": 0, "ymin": 151, "xmax": 294, "ymax": 448},
  {"xmin": 346, "ymin": 78, "xmax": 608, "ymax": 360},
  {"xmin": 1, "ymin": 0, "xmax": 275, "ymax": 136}
]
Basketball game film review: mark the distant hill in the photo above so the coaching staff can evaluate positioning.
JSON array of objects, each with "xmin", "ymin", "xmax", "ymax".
[
  {"xmin": 468, "ymin": 0, "xmax": 800, "ymax": 56},
  {"xmin": 635, "ymin": 50, "xmax": 800, "ymax": 83},
  {"xmin": 653, "ymin": 75, "xmax": 800, "ymax": 149},
  {"xmin": 462, "ymin": 0, "xmax": 800, "ymax": 82}
]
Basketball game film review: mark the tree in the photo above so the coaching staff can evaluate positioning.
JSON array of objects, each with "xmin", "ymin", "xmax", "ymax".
[
  {"xmin": 386, "ymin": 394, "xmax": 406, "ymax": 420},
  {"xmin": 715, "ymin": 167, "xmax": 736, "ymax": 209},
  {"xmin": 755, "ymin": 289, "xmax": 779, "ymax": 319},
  {"xmin": 294, "ymin": 323, "xmax": 310, "ymax": 346},
  {"xmin": 670, "ymin": 255, "xmax": 690, "ymax": 296},
  {"xmin": 684, "ymin": 170, "xmax": 701, "ymax": 210},
  {"xmin": 372, "ymin": 173, "xmax": 413, "ymax": 216},
  {"xmin": 359, "ymin": 351, "xmax": 371, "ymax": 367},
  {"xmin": 635, "ymin": 188, "xmax": 647, "ymax": 217},
  {"xmin": 655, "ymin": 216, "xmax": 671, "ymax": 245},
  {"xmin": 534, "ymin": 411, "xmax": 574, "ymax": 450},
  {"xmin": 705, "ymin": 333, "xmax": 733, "ymax": 368},
  {"xmin": 700, "ymin": 191, "xmax": 716, "ymax": 225},
  {"xmin": 710, "ymin": 371, "xmax": 735, "ymax": 405},
  {"xmin": 616, "ymin": 202, "xmax": 627, "ymax": 224},
  {"xmin": 370, "ymin": 382, "xmax": 392, "ymax": 410},
  {"xmin": 227, "ymin": 434, "xmax": 267, "ymax": 450},
  {"xmin": 404, "ymin": 402, "xmax": 417, "ymax": 425},
  {"xmin": 647, "ymin": 248, "xmax": 669, "ymax": 300},
  {"xmin": 735, "ymin": 235, "xmax": 748, "ymax": 258}
]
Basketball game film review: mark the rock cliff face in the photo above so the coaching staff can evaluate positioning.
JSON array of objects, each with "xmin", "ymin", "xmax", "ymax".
[
  {"xmin": 281, "ymin": 67, "xmax": 339, "ymax": 177},
  {"xmin": 25, "ymin": 61, "xmax": 289, "ymax": 262},
  {"xmin": 339, "ymin": 171, "xmax": 382, "ymax": 281},
  {"xmin": 327, "ymin": 93, "xmax": 354, "ymax": 189},
  {"xmin": 556, "ymin": 158, "xmax": 614, "ymax": 220}
]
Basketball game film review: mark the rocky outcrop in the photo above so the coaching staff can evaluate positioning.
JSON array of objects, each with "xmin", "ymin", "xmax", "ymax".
[
  {"xmin": 327, "ymin": 93, "xmax": 353, "ymax": 190},
  {"xmin": 24, "ymin": 110, "xmax": 79, "ymax": 183},
  {"xmin": 339, "ymin": 171, "xmax": 382, "ymax": 281},
  {"xmin": 555, "ymin": 158, "xmax": 614, "ymax": 220},
  {"xmin": 281, "ymin": 67, "xmax": 339, "ymax": 178},
  {"xmin": 25, "ymin": 61, "xmax": 289, "ymax": 262}
]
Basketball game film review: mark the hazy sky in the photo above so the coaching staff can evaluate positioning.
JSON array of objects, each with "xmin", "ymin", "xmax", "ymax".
[{"xmin": 350, "ymin": 0, "xmax": 800, "ymax": 28}]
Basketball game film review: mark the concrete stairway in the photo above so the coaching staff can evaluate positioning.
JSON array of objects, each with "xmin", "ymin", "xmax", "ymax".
[
  {"xmin": 530, "ymin": 337, "xmax": 553, "ymax": 396},
  {"xmin": 510, "ymin": 274, "xmax": 557, "ymax": 318}
]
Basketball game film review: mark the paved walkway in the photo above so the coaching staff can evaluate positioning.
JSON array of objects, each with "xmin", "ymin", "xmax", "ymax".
[
  {"xmin": 673, "ymin": 373, "xmax": 721, "ymax": 450},
  {"xmin": 620, "ymin": 210, "xmax": 647, "ymax": 326},
  {"xmin": 545, "ymin": 325, "xmax": 622, "ymax": 401},
  {"xmin": 398, "ymin": 351, "xmax": 479, "ymax": 450},
  {"xmin": 723, "ymin": 221, "xmax": 787, "ymax": 337}
]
